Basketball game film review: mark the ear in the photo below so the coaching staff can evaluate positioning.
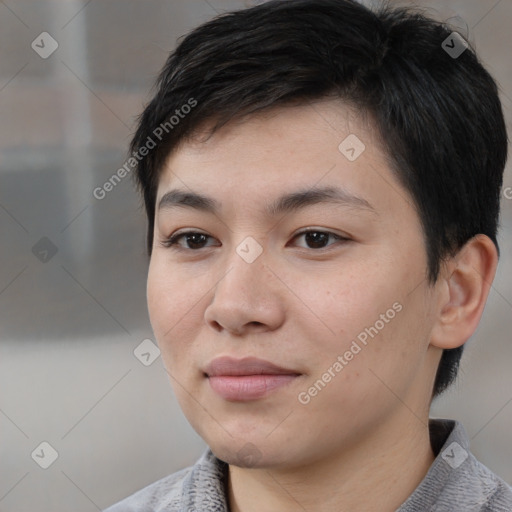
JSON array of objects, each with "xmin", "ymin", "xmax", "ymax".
[{"xmin": 430, "ymin": 234, "xmax": 498, "ymax": 350}]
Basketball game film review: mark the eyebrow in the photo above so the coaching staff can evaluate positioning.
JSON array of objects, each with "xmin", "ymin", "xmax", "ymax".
[{"xmin": 157, "ymin": 185, "xmax": 377, "ymax": 217}]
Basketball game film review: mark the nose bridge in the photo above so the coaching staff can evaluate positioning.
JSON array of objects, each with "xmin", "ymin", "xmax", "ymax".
[
  {"xmin": 221, "ymin": 234, "xmax": 268, "ymax": 295},
  {"xmin": 234, "ymin": 235, "xmax": 265, "ymax": 266},
  {"xmin": 204, "ymin": 234, "xmax": 286, "ymax": 334}
]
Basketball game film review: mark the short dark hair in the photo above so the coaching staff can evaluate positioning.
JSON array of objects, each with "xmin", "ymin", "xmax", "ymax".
[{"xmin": 130, "ymin": 0, "xmax": 508, "ymax": 398}]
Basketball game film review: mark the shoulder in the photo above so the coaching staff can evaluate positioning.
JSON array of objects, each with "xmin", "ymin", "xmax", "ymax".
[
  {"xmin": 445, "ymin": 453, "xmax": 512, "ymax": 511},
  {"xmin": 483, "ymin": 479, "xmax": 512, "ymax": 512},
  {"xmin": 399, "ymin": 419, "xmax": 512, "ymax": 512},
  {"xmin": 440, "ymin": 421, "xmax": 512, "ymax": 511},
  {"xmin": 469, "ymin": 457, "xmax": 512, "ymax": 512},
  {"xmin": 102, "ymin": 465, "xmax": 193, "ymax": 512},
  {"xmin": 102, "ymin": 448, "xmax": 228, "ymax": 512}
]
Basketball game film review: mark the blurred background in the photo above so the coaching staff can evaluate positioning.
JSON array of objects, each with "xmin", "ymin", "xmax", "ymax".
[{"xmin": 0, "ymin": 0, "xmax": 510, "ymax": 510}]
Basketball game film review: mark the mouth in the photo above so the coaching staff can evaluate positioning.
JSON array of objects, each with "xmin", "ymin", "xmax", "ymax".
[{"xmin": 204, "ymin": 356, "xmax": 302, "ymax": 401}]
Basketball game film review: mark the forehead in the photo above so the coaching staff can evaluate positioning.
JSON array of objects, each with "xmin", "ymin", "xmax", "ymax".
[{"xmin": 155, "ymin": 100, "xmax": 413, "ymax": 220}]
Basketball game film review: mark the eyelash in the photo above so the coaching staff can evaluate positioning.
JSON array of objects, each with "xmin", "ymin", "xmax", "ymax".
[{"xmin": 160, "ymin": 229, "xmax": 350, "ymax": 252}]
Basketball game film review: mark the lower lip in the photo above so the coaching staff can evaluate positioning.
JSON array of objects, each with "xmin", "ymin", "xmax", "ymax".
[{"xmin": 208, "ymin": 374, "xmax": 299, "ymax": 401}]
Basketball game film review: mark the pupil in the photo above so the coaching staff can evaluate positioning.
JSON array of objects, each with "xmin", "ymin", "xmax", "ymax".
[
  {"xmin": 188, "ymin": 233, "xmax": 206, "ymax": 248},
  {"xmin": 306, "ymin": 232, "xmax": 327, "ymax": 248}
]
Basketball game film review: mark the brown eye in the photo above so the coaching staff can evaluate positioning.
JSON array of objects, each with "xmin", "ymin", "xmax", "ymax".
[
  {"xmin": 293, "ymin": 230, "xmax": 349, "ymax": 250},
  {"xmin": 162, "ymin": 231, "xmax": 215, "ymax": 250}
]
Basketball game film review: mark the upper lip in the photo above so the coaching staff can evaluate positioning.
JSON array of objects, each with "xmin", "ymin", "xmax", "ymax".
[{"xmin": 204, "ymin": 356, "xmax": 300, "ymax": 377}]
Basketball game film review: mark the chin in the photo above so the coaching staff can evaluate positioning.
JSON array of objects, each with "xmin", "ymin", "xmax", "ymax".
[
  {"xmin": 208, "ymin": 435, "xmax": 298, "ymax": 469},
  {"xmin": 212, "ymin": 445, "xmax": 268, "ymax": 468}
]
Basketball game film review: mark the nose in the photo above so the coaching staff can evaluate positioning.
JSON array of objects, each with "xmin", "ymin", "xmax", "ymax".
[{"xmin": 204, "ymin": 243, "xmax": 286, "ymax": 336}]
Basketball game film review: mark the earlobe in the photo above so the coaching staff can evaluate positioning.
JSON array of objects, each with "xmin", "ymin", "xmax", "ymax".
[{"xmin": 430, "ymin": 234, "xmax": 498, "ymax": 350}]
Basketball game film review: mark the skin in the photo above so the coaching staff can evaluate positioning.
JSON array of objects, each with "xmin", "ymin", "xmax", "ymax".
[{"xmin": 147, "ymin": 99, "xmax": 498, "ymax": 512}]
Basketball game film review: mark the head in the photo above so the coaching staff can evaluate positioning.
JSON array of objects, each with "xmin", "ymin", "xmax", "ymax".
[{"xmin": 131, "ymin": 0, "xmax": 507, "ymax": 467}]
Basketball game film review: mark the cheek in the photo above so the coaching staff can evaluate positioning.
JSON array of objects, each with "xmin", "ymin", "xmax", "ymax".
[
  {"xmin": 147, "ymin": 260, "xmax": 193, "ymax": 355},
  {"xmin": 147, "ymin": 257, "xmax": 215, "ymax": 378},
  {"xmin": 317, "ymin": 268, "xmax": 392, "ymax": 338},
  {"xmin": 147, "ymin": 260, "xmax": 170, "ymax": 333},
  {"xmin": 307, "ymin": 263, "xmax": 426, "ymax": 386},
  {"xmin": 148, "ymin": 258, "xmax": 195, "ymax": 324}
]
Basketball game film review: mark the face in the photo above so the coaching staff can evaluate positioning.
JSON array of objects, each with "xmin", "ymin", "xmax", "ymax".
[{"xmin": 147, "ymin": 100, "xmax": 442, "ymax": 470}]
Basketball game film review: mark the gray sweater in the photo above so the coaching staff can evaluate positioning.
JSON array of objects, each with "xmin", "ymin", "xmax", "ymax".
[{"xmin": 104, "ymin": 419, "xmax": 512, "ymax": 511}]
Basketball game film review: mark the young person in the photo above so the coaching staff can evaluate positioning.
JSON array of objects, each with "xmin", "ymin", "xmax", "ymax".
[{"xmin": 104, "ymin": 0, "xmax": 512, "ymax": 510}]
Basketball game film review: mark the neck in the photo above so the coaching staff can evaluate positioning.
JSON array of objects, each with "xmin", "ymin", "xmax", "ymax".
[{"xmin": 227, "ymin": 412, "xmax": 435, "ymax": 512}]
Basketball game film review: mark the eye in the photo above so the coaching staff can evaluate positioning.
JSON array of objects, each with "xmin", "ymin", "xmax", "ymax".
[
  {"xmin": 291, "ymin": 229, "xmax": 350, "ymax": 250},
  {"xmin": 160, "ymin": 231, "xmax": 216, "ymax": 250},
  {"xmin": 160, "ymin": 229, "xmax": 349, "ymax": 252}
]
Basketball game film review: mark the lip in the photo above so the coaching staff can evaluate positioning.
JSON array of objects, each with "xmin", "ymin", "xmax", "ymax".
[
  {"xmin": 204, "ymin": 356, "xmax": 299, "ymax": 377},
  {"xmin": 204, "ymin": 356, "xmax": 301, "ymax": 401}
]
